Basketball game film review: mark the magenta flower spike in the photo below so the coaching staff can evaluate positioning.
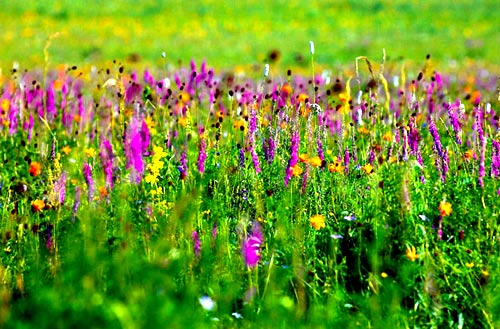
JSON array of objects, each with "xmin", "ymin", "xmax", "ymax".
[
  {"xmin": 99, "ymin": 138, "xmax": 114, "ymax": 189},
  {"xmin": 192, "ymin": 230, "xmax": 201, "ymax": 258},
  {"xmin": 242, "ymin": 223, "xmax": 263, "ymax": 268},
  {"xmin": 83, "ymin": 163, "xmax": 95, "ymax": 202}
]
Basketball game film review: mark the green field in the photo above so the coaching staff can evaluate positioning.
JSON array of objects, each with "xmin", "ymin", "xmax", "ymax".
[{"xmin": 1, "ymin": 0, "xmax": 499, "ymax": 71}]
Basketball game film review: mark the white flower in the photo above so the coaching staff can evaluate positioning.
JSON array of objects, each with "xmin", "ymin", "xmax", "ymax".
[
  {"xmin": 199, "ymin": 295, "xmax": 216, "ymax": 311},
  {"xmin": 264, "ymin": 64, "xmax": 270, "ymax": 77},
  {"xmin": 232, "ymin": 312, "xmax": 244, "ymax": 319},
  {"xmin": 309, "ymin": 41, "xmax": 315, "ymax": 55}
]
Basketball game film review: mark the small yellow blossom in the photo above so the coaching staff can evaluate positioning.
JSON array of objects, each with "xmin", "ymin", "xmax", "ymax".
[
  {"xmin": 383, "ymin": 131, "xmax": 393, "ymax": 142},
  {"xmin": 84, "ymin": 148, "xmax": 96, "ymax": 158},
  {"xmin": 381, "ymin": 272, "xmax": 388, "ymax": 278},
  {"xmin": 439, "ymin": 201, "xmax": 452, "ymax": 217},
  {"xmin": 308, "ymin": 156, "xmax": 322, "ymax": 167},
  {"xmin": 358, "ymin": 127, "xmax": 370, "ymax": 135},
  {"xmin": 290, "ymin": 164, "xmax": 303, "ymax": 177},
  {"xmin": 406, "ymin": 246, "xmax": 419, "ymax": 261},
  {"xmin": 362, "ymin": 163, "xmax": 374, "ymax": 175},
  {"xmin": 309, "ymin": 214, "xmax": 326, "ymax": 230},
  {"xmin": 465, "ymin": 262, "xmax": 474, "ymax": 268},
  {"xmin": 61, "ymin": 145, "xmax": 71, "ymax": 155}
]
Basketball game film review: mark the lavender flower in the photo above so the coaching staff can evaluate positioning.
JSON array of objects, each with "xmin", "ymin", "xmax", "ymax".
[
  {"xmin": 197, "ymin": 137, "xmax": 207, "ymax": 174},
  {"xmin": 429, "ymin": 119, "xmax": 449, "ymax": 182},
  {"xmin": 446, "ymin": 100, "xmax": 462, "ymax": 145},
  {"xmin": 99, "ymin": 138, "xmax": 114, "ymax": 189},
  {"xmin": 284, "ymin": 129, "xmax": 300, "ymax": 186},
  {"xmin": 192, "ymin": 230, "xmax": 201, "ymax": 258},
  {"xmin": 242, "ymin": 222, "xmax": 263, "ymax": 268},
  {"xmin": 178, "ymin": 146, "xmax": 188, "ymax": 180},
  {"xmin": 491, "ymin": 140, "xmax": 500, "ymax": 178},
  {"xmin": 476, "ymin": 108, "xmax": 485, "ymax": 187}
]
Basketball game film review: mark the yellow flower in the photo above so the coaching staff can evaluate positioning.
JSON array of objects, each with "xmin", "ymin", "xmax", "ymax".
[
  {"xmin": 145, "ymin": 173, "xmax": 159, "ymax": 184},
  {"xmin": 308, "ymin": 156, "xmax": 322, "ymax": 167},
  {"xmin": 383, "ymin": 131, "xmax": 393, "ymax": 142},
  {"xmin": 439, "ymin": 201, "xmax": 452, "ymax": 217},
  {"xmin": 61, "ymin": 145, "xmax": 71, "ymax": 155},
  {"xmin": 381, "ymin": 272, "xmax": 388, "ymax": 278},
  {"xmin": 309, "ymin": 214, "xmax": 326, "ymax": 230},
  {"xmin": 84, "ymin": 147, "xmax": 96, "ymax": 158},
  {"xmin": 32, "ymin": 199, "xmax": 45, "ymax": 212},
  {"xmin": 99, "ymin": 186, "xmax": 108, "ymax": 197},
  {"xmin": 406, "ymin": 246, "xmax": 419, "ymax": 261},
  {"xmin": 357, "ymin": 127, "xmax": 370, "ymax": 135},
  {"xmin": 464, "ymin": 149, "xmax": 475, "ymax": 160},
  {"xmin": 362, "ymin": 163, "xmax": 374, "ymax": 175},
  {"xmin": 299, "ymin": 153, "xmax": 309, "ymax": 163},
  {"xmin": 290, "ymin": 164, "xmax": 303, "ymax": 177},
  {"xmin": 328, "ymin": 157, "xmax": 344, "ymax": 174},
  {"xmin": 465, "ymin": 262, "xmax": 474, "ymax": 268}
]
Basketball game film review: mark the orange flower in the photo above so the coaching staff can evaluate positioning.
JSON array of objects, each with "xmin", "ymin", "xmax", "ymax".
[
  {"xmin": 406, "ymin": 246, "xmax": 419, "ymax": 261},
  {"xmin": 328, "ymin": 157, "xmax": 344, "ymax": 174},
  {"xmin": 358, "ymin": 127, "xmax": 370, "ymax": 135},
  {"xmin": 362, "ymin": 163, "xmax": 373, "ymax": 175},
  {"xmin": 29, "ymin": 162, "xmax": 42, "ymax": 177},
  {"xmin": 464, "ymin": 149, "xmax": 475, "ymax": 160},
  {"xmin": 439, "ymin": 201, "xmax": 452, "ymax": 217},
  {"xmin": 299, "ymin": 154, "xmax": 309, "ymax": 163},
  {"xmin": 32, "ymin": 199, "xmax": 45, "ymax": 212},
  {"xmin": 309, "ymin": 214, "xmax": 326, "ymax": 230},
  {"xmin": 281, "ymin": 83, "xmax": 293, "ymax": 97},
  {"xmin": 233, "ymin": 119, "xmax": 246, "ymax": 131},
  {"xmin": 99, "ymin": 186, "xmax": 108, "ymax": 197},
  {"xmin": 178, "ymin": 91, "xmax": 191, "ymax": 104}
]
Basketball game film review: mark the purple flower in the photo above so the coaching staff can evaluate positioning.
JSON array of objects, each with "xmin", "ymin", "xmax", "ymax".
[
  {"xmin": 197, "ymin": 137, "xmax": 207, "ymax": 174},
  {"xmin": 83, "ymin": 163, "xmax": 95, "ymax": 202},
  {"xmin": 491, "ymin": 140, "xmax": 500, "ymax": 178},
  {"xmin": 429, "ymin": 119, "xmax": 449, "ymax": 182},
  {"xmin": 45, "ymin": 82, "xmax": 56, "ymax": 120},
  {"xmin": 54, "ymin": 172, "xmax": 67, "ymax": 205},
  {"xmin": 99, "ymin": 138, "xmax": 114, "ymax": 189},
  {"xmin": 192, "ymin": 230, "xmax": 201, "ymax": 258},
  {"xmin": 242, "ymin": 223, "xmax": 263, "ymax": 268},
  {"xmin": 284, "ymin": 129, "xmax": 300, "ymax": 186},
  {"xmin": 476, "ymin": 108, "xmax": 485, "ymax": 187}
]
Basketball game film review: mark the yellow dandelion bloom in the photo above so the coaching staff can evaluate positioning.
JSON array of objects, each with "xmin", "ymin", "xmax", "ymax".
[{"xmin": 309, "ymin": 214, "xmax": 326, "ymax": 230}]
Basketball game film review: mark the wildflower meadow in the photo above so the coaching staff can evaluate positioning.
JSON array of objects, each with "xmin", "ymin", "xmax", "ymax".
[{"xmin": 1, "ymin": 1, "xmax": 500, "ymax": 328}]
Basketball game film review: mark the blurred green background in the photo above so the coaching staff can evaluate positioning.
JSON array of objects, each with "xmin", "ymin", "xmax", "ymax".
[{"xmin": 0, "ymin": 0, "xmax": 499, "ymax": 71}]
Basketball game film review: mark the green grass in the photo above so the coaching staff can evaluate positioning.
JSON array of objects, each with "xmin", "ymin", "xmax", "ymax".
[{"xmin": 1, "ymin": 0, "xmax": 499, "ymax": 71}]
